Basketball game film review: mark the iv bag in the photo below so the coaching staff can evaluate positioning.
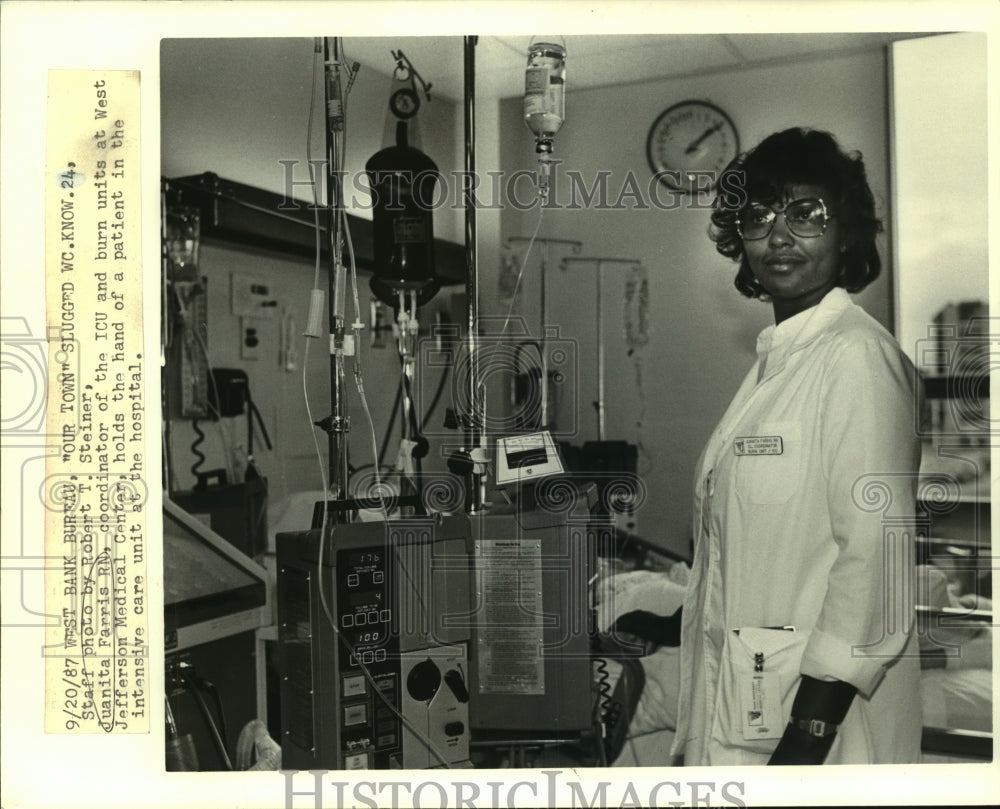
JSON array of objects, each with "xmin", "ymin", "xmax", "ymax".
[
  {"xmin": 524, "ymin": 36, "xmax": 566, "ymax": 154},
  {"xmin": 365, "ymin": 120, "xmax": 441, "ymax": 308}
]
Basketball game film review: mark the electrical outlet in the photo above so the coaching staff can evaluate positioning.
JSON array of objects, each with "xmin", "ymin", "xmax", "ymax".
[
  {"xmin": 231, "ymin": 273, "xmax": 277, "ymax": 319},
  {"xmin": 240, "ymin": 317, "xmax": 261, "ymax": 361}
]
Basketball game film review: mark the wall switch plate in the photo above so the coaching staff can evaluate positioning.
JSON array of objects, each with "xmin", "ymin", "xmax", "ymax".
[
  {"xmin": 231, "ymin": 273, "xmax": 277, "ymax": 319},
  {"xmin": 240, "ymin": 316, "xmax": 262, "ymax": 361}
]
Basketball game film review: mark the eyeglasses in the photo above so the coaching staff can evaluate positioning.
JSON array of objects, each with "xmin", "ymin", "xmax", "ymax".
[{"xmin": 736, "ymin": 197, "xmax": 834, "ymax": 241}]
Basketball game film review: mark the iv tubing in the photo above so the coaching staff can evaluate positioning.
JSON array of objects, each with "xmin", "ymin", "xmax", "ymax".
[{"xmin": 505, "ymin": 236, "xmax": 582, "ymax": 427}]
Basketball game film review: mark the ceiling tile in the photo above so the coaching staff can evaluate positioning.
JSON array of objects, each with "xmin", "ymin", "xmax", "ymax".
[
  {"xmin": 725, "ymin": 32, "xmax": 899, "ymax": 62},
  {"xmin": 344, "ymin": 32, "xmax": 939, "ymax": 103}
]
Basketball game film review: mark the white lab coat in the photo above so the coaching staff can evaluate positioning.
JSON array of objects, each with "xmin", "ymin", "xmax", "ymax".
[{"xmin": 673, "ymin": 288, "xmax": 923, "ymax": 765}]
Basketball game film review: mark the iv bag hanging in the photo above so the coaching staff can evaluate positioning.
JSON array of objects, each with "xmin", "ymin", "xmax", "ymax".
[
  {"xmin": 524, "ymin": 36, "xmax": 566, "ymax": 154},
  {"xmin": 366, "ymin": 51, "xmax": 440, "ymax": 308}
]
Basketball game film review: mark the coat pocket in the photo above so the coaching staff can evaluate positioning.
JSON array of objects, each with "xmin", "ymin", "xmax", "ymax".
[{"xmin": 716, "ymin": 626, "xmax": 809, "ymax": 755}]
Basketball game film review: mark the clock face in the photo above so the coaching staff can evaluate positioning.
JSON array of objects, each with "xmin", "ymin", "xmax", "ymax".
[{"xmin": 647, "ymin": 101, "xmax": 739, "ymax": 193}]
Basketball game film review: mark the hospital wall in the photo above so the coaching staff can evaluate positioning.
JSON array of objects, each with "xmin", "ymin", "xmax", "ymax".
[{"xmin": 497, "ymin": 48, "xmax": 892, "ymax": 558}]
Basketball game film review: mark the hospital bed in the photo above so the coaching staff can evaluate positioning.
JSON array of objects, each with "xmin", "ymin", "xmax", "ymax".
[{"xmin": 592, "ymin": 540, "xmax": 994, "ymax": 766}]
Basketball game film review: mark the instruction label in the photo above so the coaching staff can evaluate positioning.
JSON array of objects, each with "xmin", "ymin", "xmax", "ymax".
[
  {"xmin": 43, "ymin": 70, "xmax": 148, "ymax": 733},
  {"xmin": 475, "ymin": 540, "xmax": 544, "ymax": 694}
]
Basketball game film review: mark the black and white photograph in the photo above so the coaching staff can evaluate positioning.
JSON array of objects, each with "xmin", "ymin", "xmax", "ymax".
[{"xmin": 1, "ymin": 2, "xmax": 998, "ymax": 808}]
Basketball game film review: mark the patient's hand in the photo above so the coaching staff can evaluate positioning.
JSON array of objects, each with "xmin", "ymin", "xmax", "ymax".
[
  {"xmin": 612, "ymin": 608, "xmax": 682, "ymax": 647},
  {"xmin": 955, "ymin": 592, "xmax": 992, "ymax": 612}
]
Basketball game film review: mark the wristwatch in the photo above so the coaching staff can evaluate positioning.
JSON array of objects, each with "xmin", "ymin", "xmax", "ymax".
[{"xmin": 790, "ymin": 717, "xmax": 839, "ymax": 738}]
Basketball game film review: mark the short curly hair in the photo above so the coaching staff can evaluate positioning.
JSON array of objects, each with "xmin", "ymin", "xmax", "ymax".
[{"xmin": 710, "ymin": 127, "xmax": 883, "ymax": 299}]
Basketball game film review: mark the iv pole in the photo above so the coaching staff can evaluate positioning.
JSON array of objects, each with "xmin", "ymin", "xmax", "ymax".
[
  {"xmin": 323, "ymin": 36, "xmax": 350, "ymax": 505},
  {"xmin": 463, "ymin": 35, "xmax": 487, "ymax": 513},
  {"xmin": 505, "ymin": 236, "xmax": 581, "ymax": 428},
  {"xmin": 560, "ymin": 257, "xmax": 642, "ymax": 442}
]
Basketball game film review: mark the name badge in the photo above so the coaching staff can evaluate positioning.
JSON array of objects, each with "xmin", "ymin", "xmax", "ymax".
[
  {"xmin": 733, "ymin": 436, "xmax": 783, "ymax": 456},
  {"xmin": 740, "ymin": 671, "xmax": 784, "ymax": 740}
]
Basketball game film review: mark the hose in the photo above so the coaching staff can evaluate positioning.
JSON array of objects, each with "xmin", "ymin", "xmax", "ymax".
[
  {"xmin": 235, "ymin": 719, "xmax": 282, "ymax": 771},
  {"xmin": 178, "ymin": 666, "xmax": 233, "ymax": 771}
]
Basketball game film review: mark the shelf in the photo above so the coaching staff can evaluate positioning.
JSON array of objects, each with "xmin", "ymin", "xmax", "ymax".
[
  {"xmin": 915, "ymin": 604, "xmax": 992, "ymax": 625},
  {"xmin": 921, "ymin": 726, "xmax": 993, "ymax": 761},
  {"xmin": 163, "ymin": 172, "xmax": 466, "ymax": 285},
  {"xmin": 917, "ymin": 487, "xmax": 991, "ymax": 507},
  {"xmin": 917, "ymin": 535, "xmax": 992, "ymax": 551},
  {"xmin": 920, "ymin": 374, "xmax": 990, "ymax": 400}
]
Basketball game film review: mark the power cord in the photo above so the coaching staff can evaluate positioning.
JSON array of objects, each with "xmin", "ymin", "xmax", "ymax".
[{"xmin": 178, "ymin": 662, "xmax": 233, "ymax": 771}]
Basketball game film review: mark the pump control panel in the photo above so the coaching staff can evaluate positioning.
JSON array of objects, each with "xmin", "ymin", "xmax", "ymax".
[{"xmin": 334, "ymin": 547, "xmax": 401, "ymax": 767}]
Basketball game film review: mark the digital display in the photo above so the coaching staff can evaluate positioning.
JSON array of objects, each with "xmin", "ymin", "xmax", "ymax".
[
  {"xmin": 506, "ymin": 445, "xmax": 548, "ymax": 469},
  {"xmin": 495, "ymin": 431, "xmax": 564, "ymax": 486},
  {"xmin": 345, "ymin": 551, "xmax": 382, "ymax": 566},
  {"xmin": 347, "ymin": 590, "xmax": 378, "ymax": 608}
]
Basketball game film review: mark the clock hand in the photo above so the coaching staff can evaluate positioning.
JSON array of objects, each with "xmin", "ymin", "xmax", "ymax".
[{"xmin": 684, "ymin": 121, "xmax": 724, "ymax": 155}]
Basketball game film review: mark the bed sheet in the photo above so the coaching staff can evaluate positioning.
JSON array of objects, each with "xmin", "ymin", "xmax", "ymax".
[{"xmin": 595, "ymin": 568, "xmax": 688, "ymax": 766}]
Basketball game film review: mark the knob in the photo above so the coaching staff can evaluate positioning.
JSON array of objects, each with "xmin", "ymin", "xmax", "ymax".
[
  {"xmin": 443, "ymin": 668, "xmax": 469, "ymax": 703},
  {"xmin": 406, "ymin": 658, "xmax": 441, "ymax": 702}
]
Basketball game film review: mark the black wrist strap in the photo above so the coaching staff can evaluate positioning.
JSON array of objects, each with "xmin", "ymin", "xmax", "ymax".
[{"xmin": 790, "ymin": 717, "xmax": 839, "ymax": 738}]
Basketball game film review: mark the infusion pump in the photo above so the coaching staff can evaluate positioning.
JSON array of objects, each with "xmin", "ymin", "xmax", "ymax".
[
  {"xmin": 275, "ymin": 436, "xmax": 599, "ymax": 770},
  {"xmin": 277, "ymin": 516, "xmax": 474, "ymax": 770}
]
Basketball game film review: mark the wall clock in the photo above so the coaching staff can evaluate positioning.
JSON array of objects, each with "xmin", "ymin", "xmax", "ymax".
[{"xmin": 646, "ymin": 100, "xmax": 739, "ymax": 193}]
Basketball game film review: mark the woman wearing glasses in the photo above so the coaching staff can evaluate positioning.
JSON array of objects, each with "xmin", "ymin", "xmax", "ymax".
[{"xmin": 674, "ymin": 128, "xmax": 922, "ymax": 765}]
